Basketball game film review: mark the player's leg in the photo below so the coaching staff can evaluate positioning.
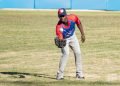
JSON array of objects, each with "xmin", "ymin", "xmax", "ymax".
[
  {"xmin": 56, "ymin": 41, "xmax": 69, "ymax": 80},
  {"xmin": 69, "ymin": 35, "xmax": 84, "ymax": 78}
]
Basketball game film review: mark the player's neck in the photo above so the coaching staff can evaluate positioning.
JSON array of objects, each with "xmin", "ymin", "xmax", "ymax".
[{"xmin": 63, "ymin": 21, "xmax": 68, "ymax": 26}]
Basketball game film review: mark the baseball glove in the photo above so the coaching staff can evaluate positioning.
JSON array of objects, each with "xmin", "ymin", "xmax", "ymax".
[{"xmin": 54, "ymin": 37, "xmax": 66, "ymax": 48}]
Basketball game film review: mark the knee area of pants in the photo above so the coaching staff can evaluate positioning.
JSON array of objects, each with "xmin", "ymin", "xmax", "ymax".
[
  {"xmin": 74, "ymin": 52, "xmax": 81, "ymax": 55},
  {"xmin": 62, "ymin": 53, "xmax": 69, "ymax": 57}
]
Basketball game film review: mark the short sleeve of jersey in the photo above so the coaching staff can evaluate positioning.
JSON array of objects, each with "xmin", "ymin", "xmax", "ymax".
[
  {"xmin": 56, "ymin": 24, "xmax": 63, "ymax": 39},
  {"xmin": 67, "ymin": 14, "xmax": 81, "ymax": 26}
]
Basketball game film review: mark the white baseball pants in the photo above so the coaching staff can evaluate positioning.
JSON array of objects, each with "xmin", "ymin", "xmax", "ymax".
[{"xmin": 57, "ymin": 34, "xmax": 84, "ymax": 77}]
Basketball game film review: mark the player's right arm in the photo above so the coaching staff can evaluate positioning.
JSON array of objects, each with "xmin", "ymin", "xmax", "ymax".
[
  {"xmin": 56, "ymin": 24, "xmax": 63, "ymax": 40},
  {"xmin": 68, "ymin": 14, "xmax": 85, "ymax": 43}
]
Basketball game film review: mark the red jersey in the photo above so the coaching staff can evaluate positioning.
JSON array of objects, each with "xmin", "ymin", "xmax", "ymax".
[{"xmin": 56, "ymin": 14, "xmax": 81, "ymax": 39}]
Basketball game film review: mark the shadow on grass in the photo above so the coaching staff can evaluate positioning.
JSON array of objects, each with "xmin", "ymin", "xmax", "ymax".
[
  {"xmin": 0, "ymin": 72, "xmax": 56, "ymax": 79},
  {"xmin": 0, "ymin": 72, "xmax": 120, "ymax": 86}
]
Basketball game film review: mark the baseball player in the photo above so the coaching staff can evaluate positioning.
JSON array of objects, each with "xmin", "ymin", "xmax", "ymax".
[{"xmin": 55, "ymin": 8, "xmax": 85, "ymax": 80}]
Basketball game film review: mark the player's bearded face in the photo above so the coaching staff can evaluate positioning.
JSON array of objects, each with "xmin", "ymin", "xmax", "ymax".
[{"xmin": 59, "ymin": 16, "xmax": 67, "ymax": 23}]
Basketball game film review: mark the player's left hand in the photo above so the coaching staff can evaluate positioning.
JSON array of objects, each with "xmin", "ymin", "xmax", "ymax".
[
  {"xmin": 54, "ymin": 37, "xmax": 66, "ymax": 48},
  {"xmin": 81, "ymin": 35, "xmax": 85, "ymax": 43}
]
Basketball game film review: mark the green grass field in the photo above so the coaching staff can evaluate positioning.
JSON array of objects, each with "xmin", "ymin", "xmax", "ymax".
[{"xmin": 0, "ymin": 10, "xmax": 120, "ymax": 86}]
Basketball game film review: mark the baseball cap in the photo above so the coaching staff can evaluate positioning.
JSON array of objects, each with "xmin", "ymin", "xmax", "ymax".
[{"xmin": 58, "ymin": 8, "xmax": 67, "ymax": 17}]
